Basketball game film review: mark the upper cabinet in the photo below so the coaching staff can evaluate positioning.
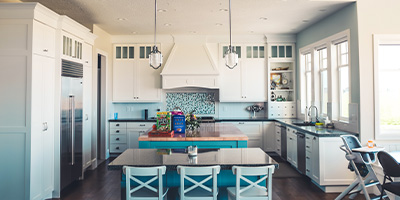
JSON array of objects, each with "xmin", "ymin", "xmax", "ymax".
[
  {"xmin": 113, "ymin": 44, "xmax": 161, "ymax": 102},
  {"xmin": 33, "ymin": 21, "xmax": 56, "ymax": 58},
  {"xmin": 219, "ymin": 44, "xmax": 267, "ymax": 102},
  {"xmin": 62, "ymin": 33, "xmax": 83, "ymax": 62},
  {"xmin": 268, "ymin": 42, "xmax": 296, "ymax": 118}
]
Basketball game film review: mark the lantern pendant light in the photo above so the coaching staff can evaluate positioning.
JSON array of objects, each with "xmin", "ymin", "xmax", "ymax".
[
  {"xmin": 149, "ymin": 0, "xmax": 163, "ymax": 69},
  {"xmin": 224, "ymin": 0, "xmax": 238, "ymax": 69}
]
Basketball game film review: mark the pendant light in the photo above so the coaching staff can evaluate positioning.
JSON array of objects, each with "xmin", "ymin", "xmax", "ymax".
[
  {"xmin": 149, "ymin": 0, "xmax": 163, "ymax": 69},
  {"xmin": 224, "ymin": 0, "xmax": 238, "ymax": 69}
]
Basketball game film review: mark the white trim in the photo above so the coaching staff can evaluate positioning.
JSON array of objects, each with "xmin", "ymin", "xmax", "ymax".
[{"xmin": 373, "ymin": 34, "xmax": 400, "ymax": 140}]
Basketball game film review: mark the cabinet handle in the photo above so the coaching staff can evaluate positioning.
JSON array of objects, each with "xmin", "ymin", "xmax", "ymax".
[
  {"xmin": 116, "ymin": 130, "xmax": 120, "ymax": 133},
  {"xmin": 239, "ymin": 122, "xmax": 244, "ymax": 124},
  {"xmin": 43, "ymin": 49, "xmax": 48, "ymax": 52},
  {"xmin": 277, "ymin": 149, "xmax": 280, "ymax": 151},
  {"xmin": 85, "ymin": 61, "xmax": 89, "ymax": 63},
  {"xmin": 277, "ymin": 139, "xmax": 280, "ymax": 142},
  {"xmin": 306, "ymin": 146, "xmax": 310, "ymax": 148},
  {"xmin": 306, "ymin": 169, "xmax": 310, "ymax": 172},
  {"xmin": 306, "ymin": 137, "xmax": 310, "ymax": 139},
  {"xmin": 116, "ymin": 124, "xmax": 120, "ymax": 126},
  {"xmin": 313, "ymin": 137, "xmax": 316, "ymax": 140},
  {"xmin": 139, "ymin": 131, "xmax": 145, "ymax": 133},
  {"xmin": 306, "ymin": 157, "xmax": 310, "ymax": 159},
  {"xmin": 289, "ymin": 138, "xmax": 292, "ymax": 140},
  {"xmin": 116, "ymin": 138, "xmax": 120, "ymax": 141},
  {"xmin": 116, "ymin": 147, "xmax": 120, "ymax": 150},
  {"xmin": 139, "ymin": 124, "xmax": 146, "ymax": 126}
]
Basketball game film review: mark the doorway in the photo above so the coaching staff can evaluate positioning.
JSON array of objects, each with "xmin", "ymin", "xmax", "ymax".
[{"xmin": 94, "ymin": 53, "xmax": 107, "ymax": 166}]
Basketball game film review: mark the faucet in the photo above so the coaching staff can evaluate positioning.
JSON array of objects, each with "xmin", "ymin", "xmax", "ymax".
[{"xmin": 308, "ymin": 106, "xmax": 319, "ymax": 123}]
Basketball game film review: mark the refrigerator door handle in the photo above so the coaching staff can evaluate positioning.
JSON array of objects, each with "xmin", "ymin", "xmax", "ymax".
[{"xmin": 70, "ymin": 95, "xmax": 75, "ymax": 165}]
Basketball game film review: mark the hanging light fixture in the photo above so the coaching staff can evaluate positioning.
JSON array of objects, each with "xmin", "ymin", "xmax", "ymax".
[
  {"xmin": 224, "ymin": 0, "xmax": 238, "ymax": 69},
  {"xmin": 149, "ymin": 0, "xmax": 163, "ymax": 69}
]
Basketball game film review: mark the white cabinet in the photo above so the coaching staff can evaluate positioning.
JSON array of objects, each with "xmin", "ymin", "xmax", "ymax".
[
  {"xmin": 62, "ymin": 32, "xmax": 83, "ymax": 62},
  {"xmin": 267, "ymin": 43, "xmax": 296, "ymax": 118},
  {"xmin": 82, "ymin": 42, "xmax": 92, "ymax": 66},
  {"xmin": 305, "ymin": 136, "xmax": 354, "ymax": 187},
  {"xmin": 113, "ymin": 44, "xmax": 161, "ymax": 102},
  {"xmin": 286, "ymin": 127, "xmax": 298, "ymax": 168},
  {"xmin": 109, "ymin": 122, "xmax": 154, "ymax": 153},
  {"xmin": 219, "ymin": 44, "xmax": 267, "ymax": 102},
  {"xmin": 82, "ymin": 65, "xmax": 92, "ymax": 169},
  {"xmin": 263, "ymin": 122, "xmax": 275, "ymax": 152},
  {"xmin": 274, "ymin": 123, "xmax": 282, "ymax": 156},
  {"xmin": 33, "ymin": 21, "xmax": 56, "ymax": 58},
  {"xmin": 224, "ymin": 122, "xmax": 263, "ymax": 148}
]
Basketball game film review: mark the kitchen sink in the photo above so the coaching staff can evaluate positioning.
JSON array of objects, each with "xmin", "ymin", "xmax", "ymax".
[{"xmin": 292, "ymin": 122, "xmax": 315, "ymax": 126}]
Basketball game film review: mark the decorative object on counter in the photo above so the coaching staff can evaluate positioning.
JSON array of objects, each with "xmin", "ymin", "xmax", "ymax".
[
  {"xmin": 271, "ymin": 92, "xmax": 276, "ymax": 101},
  {"xmin": 149, "ymin": 0, "xmax": 163, "ymax": 69},
  {"xmin": 166, "ymin": 93, "xmax": 215, "ymax": 114},
  {"xmin": 246, "ymin": 104, "xmax": 264, "ymax": 118},
  {"xmin": 114, "ymin": 112, "xmax": 118, "ymax": 120},
  {"xmin": 172, "ymin": 115, "xmax": 185, "ymax": 134},
  {"xmin": 315, "ymin": 122, "xmax": 324, "ymax": 129},
  {"xmin": 185, "ymin": 110, "xmax": 200, "ymax": 137},
  {"xmin": 224, "ymin": 0, "xmax": 238, "ymax": 69},
  {"xmin": 156, "ymin": 112, "xmax": 171, "ymax": 131},
  {"xmin": 148, "ymin": 124, "xmax": 174, "ymax": 137},
  {"xmin": 187, "ymin": 145, "xmax": 198, "ymax": 157}
]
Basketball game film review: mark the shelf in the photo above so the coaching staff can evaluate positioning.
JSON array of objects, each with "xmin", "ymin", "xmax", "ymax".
[
  {"xmin": 270, "ymin": 70, "xmax": 293, "ymax": 73},
  {"xmin": 271, "ymin": 89, "xmax": 294, "ymax": 91}
]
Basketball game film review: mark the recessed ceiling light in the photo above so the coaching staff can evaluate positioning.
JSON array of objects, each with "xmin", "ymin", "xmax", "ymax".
[
  {"xmin": 132, "ymin": 31, "xmax": 137, "ymax": 34},
  {"xmin": 117, "ymin": 18, "xmax": 127, "ymax": 21},
  {"xmin": 302, "ymin": 20, "xmax": 309, "ymax": 23},
  {"xmin": 190, "ymin": 31, "xmax": 197, "ymax": 34},
  {"xmin": 157, "ymin": 9, "xmax": 167, "ymax": 12},
  {"xmin": 219, "ymin": 8, "xmax": 228, "ymax": 12},
  {"xmin": 259, "ymin": 17, "xmax": 268, "ymax": 20},
  {"xmin": 164, "ymin": 23, "xmax": 171, "ymax": 26},
  {"xmin": 215, "ymin": 23, "xmax": 223, "ymax": 26}
]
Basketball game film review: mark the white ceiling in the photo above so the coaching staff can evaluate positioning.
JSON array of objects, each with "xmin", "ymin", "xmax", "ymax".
[{"xmin": 1, "ymin": 0, "xmax": 355, "ymax": 35}]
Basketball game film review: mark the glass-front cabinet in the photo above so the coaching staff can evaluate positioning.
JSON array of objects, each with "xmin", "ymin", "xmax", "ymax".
[{"xmin": 268, "ymin": 43, "xmax": 296, "ymax": 118}]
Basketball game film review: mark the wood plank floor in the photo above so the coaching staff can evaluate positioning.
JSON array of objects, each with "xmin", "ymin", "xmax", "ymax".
[{"xmin": 57, "ymin": 158, "xmax": 365, "ymax": 200}]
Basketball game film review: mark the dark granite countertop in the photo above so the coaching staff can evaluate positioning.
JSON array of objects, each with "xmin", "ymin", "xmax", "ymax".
[
  {"xmin": 108, "ymin": 148, "xmax": 279, "ymax": 170},
  {"xmin": 108, "ymin": 117, "xmax": 358, "ymax": 137},
  {"xmin": 109, "ymin": 118, "xmax": 157, "ymax": 122}
]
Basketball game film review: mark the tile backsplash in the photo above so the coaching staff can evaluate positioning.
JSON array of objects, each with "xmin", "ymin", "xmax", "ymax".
[{"xmin": 166, "ymin": 92, "xmax": 215, "ymax": 114}]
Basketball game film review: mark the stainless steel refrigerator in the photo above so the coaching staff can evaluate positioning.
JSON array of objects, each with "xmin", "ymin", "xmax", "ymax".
[{"xmin": 60, "ymin": 60, "xmax": 83, "ymax": 190}]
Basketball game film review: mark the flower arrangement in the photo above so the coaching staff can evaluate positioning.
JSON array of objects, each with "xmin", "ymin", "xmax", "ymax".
[{"xmin": 185, "ymin": 110, "xmax": 200, "ymax": 131}]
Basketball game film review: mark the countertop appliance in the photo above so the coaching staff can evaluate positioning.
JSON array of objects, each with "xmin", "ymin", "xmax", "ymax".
[
  {"xmin": 297, "ymin": 132, "xmax": 306, "ymax": 174},
  {"xmin": 60, "ymin": 59, "xmax": 83, "ymax": 190}
]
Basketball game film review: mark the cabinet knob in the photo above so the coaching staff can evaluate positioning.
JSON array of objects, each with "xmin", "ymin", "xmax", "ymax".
[
  {"xmin": 116, "ymin": 130, "xmax": 120, "ymax": 133},
  {"xmin": 277, "ymin": 139, "xmax": 280, "ymax": 142},
  {"xmin": 306, "ymin": 137, "xmax": 310, "ymax": 139},
  {"xmin": 306, "ymin": 146, "xmax": 310, "ymax": 148},
  {"xmin": 116, "ymin": 124, "xmax": 120, "ymax": 126},
  {"xmin": 85, "ymin": 61, "xmax": 89, "ymax": 63},
  {"xmin": 306, "ymin": 169, "xmax": 310, "ymax": 172},
  {"xmin": 116, "ymin": 147, "xmax": 120, "ymax": 150},
  {"xmin": 43, "ymin": 49, "xmax": 48, "ymax": 52},
  {"xmin": 306, "ymin": 157, "xmax": 310, "ymax": 159},
  {"xmin": 116, "ymin": 138, "xmax": 120, "ymax": 141},
  {"xmin": 140, "ymin": 124, "xmax": 145, "ymax": 126}
]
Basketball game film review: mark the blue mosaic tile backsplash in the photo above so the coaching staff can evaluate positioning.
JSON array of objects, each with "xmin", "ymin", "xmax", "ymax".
[{"xmin": 166, "ymin": 93, "xmax": 215, "ymax": 114}]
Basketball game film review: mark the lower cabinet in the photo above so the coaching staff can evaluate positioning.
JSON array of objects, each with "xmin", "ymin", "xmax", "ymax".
[
  {"xmin": 275, "ymin": 123, "xmax": 282, "ymax": 156},
  {"xmin": 263, "ymin": 122, "xmax": 275, "ymax": 152},
  {"xmin": 305, "ymin": 135, "xmax": 354, "ymax": 187},
  {"xmin": 286, "ymin": 127, "xmax": 298, "ymax": 168},
  {"xmin": 109, "ymin": 122, "xmax": 153, "ymax": 153},
  {"xmin": 223, "ymin": 122, "xmax": 263, "ymax": 148}
]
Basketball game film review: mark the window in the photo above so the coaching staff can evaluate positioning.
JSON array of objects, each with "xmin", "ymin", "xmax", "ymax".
[
  {"xmin": 317, "ymin": 48, "xmax": 328, "ymax": 116},
  {"xmin": 300, "ymin": 52, "xmax": 312, "ymax": 113},
  {"xmin": 374, "ymin": 35, "xmax": 400, "ymax": 139},
  {"xmin": 336, "ymin": 41, "xmax": 349, "ymax": 121}
]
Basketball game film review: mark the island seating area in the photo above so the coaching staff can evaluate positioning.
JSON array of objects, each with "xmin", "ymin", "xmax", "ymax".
[{"xmin": 138, "ymin": 123, "xmax": 249, "ymax": 149}]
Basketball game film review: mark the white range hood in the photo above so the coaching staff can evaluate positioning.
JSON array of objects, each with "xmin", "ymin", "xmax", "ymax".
[{"xmin": 161, "ymin": 37, "xmax": 219, "ymax": 89}]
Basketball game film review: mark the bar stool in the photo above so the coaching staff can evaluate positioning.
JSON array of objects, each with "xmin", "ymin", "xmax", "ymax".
[
  {"xmin": 123, "ymin": 166, "xmax": 168, "ymax": 200},
  {"xmin": 227, "ymin": 165, "xmax": 275, "ymax": 200},
  {"xmin": 177, "ymin": 165, "xmax": 220, "ymax": 200}
]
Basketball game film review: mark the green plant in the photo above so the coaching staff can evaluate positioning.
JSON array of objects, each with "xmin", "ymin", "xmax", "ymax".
[{"xmin": 185, "ymin": 110, "xmax": 200, "ymax": 131}]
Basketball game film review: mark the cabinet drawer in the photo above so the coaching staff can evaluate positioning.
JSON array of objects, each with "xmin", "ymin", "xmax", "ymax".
[
  {"xmin": 127, "ymin": 122, "xmax": 153, "ymax": 129},
  {"xmin": 110, "ymin": 134, "xmax": 127, "ymax": 143},
  {"xmin": 276, "ymin": 147, "xmax": 281, "ymax": 156},
  {"xmin": 110, "ymin": 122, "xmax": 127, "ymax": 129},
  {"xmin": 110, "ymin": 144, "xmax": 127, "ymax": 153},
  {"xmin": 110, "ymin": 128, "xmax": 127, "ymax": 135}
]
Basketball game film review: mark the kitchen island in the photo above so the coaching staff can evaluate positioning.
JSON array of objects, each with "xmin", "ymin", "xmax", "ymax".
[{"xmin": 138, "ymin": 123, "xmax": 249, "ymax": 149}]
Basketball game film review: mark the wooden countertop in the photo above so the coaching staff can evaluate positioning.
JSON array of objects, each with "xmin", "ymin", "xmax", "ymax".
[{"xmin": 138, "ymin": 123, "xmax": 248, "ymax": 141}]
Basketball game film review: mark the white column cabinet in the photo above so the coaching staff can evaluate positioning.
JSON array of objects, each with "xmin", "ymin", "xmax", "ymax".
[
  {"xmin": 82, "ymin": 64, "xmax": 92, "ymax": 169},
  {"xmin": 33, "ymin": 21, "xmax": 56, "ymax": 58},
  {"xmin": 262, "ymin": 122, "xmax": 275, "ymax": 152},
  {"xmin": 113, "ymin": 44, "xmax": 161, "ymax": 102},
  {"xmin": 274, "ymin": 123, "xmax": 282, "ymax": 156}
]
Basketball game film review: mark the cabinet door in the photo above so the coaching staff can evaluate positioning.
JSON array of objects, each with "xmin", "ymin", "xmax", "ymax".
[
  {"xmin": 135, "ymin": 59, "xmax": 161, "ymax": 101},
  {"xmin": 233, "ymin": 122, "xmax": 263, "ymax": 148},
  {"xmin": 219, "ymin": 60, "xmax": 243, "ymax": 102},
  {"xmin": 127, "ymin": 129, "xmax": 146, "ymax": 148},
  {"xmin": 242, "ymin": 59, "xmax": 267, "ymax": 101},
  {"xmin": 82, "ymin": 66, "xmax": 92, "ymax": 169},
  {"xmin": 263, "ymin": 122, "xmax": 275, "ymax": 151},
  {"xmin": 113, "ymin": 60, "xmax": 134, "ymax": 101},
  {"xmin": 33, "ymin": 21, "xmax": 55, "ymax": 58},
  {"xmin": 311, "ymin": 136, "xmax": 320, "ymax": 183}
]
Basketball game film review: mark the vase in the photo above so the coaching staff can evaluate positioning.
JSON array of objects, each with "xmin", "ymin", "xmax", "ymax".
[{"xmin": 186, "ymin": 127, "xmax": 199, "ymax": 137}]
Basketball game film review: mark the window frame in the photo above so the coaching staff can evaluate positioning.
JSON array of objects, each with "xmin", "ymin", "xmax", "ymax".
[
  {"xmin": 317, "ymin": 47, "xmax": 328, "ymax": 117},
  {"xmin": 300, "ymin": 51, "xmax": 312, "ymax": 115},
  {"xmin": 373, "ymin": 34, "xmax": 400, "ymax": 140},
  {"xmin": 335, "ymin": 41, "xmax": 350, "ymax": 122}
]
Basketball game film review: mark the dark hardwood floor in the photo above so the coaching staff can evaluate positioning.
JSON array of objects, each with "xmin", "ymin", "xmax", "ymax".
[{"xmin": 57, "ymin": 157, "xmax": 364, "ymax": 200}]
